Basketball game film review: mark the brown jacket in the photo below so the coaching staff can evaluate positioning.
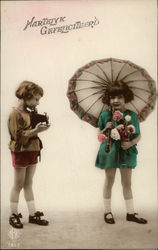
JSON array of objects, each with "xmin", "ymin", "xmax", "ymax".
[{"xmin": 8, "ymin": 108, "xmax": 41, "ymax": 152}]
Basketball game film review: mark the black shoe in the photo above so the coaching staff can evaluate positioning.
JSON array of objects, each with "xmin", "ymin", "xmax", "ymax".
[
  {"xmin": 126, "ymin": 213, "xmax": 147, "ymax": 224},
  {"xmin": 104, "ymin": 212, "xmax": 115, "ymax": 224},
  {"xmin": 9, "ymin": 213, "xmax": 23, "ymax": 229},
  {"xmin": 29, "ymin": 211, "xmax": 49, "ymax": 226}
]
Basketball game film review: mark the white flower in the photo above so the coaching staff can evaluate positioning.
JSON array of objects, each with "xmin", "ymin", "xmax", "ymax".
[
  {"xmin": 111, "ymin": 128, "xmax": 120, "ymax": 140},
  {"xmin": 125, "ymin": 115, "xmax": 131, "ymax": 122}
]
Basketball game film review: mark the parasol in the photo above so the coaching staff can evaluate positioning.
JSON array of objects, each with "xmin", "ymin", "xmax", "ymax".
[{"xmin": 67, "ymin": 58, "xmax": 156, "ymax": 128}]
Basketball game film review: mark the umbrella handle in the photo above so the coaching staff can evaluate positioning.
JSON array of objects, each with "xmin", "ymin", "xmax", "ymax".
[
  {"xmin": 106, "ymin": 128, "xmax": 111, "ymax": 153},
  {"xmin": 105, "ymin": 106, "xmax": 113, "ymax": 153}
]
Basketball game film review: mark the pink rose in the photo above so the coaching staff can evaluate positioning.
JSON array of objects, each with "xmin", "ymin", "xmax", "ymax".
[
  {"xmin": 98, "ymin": 134, "xmax": 107, "ymax": 143},
  {"xmin": 113, "ymin": 111, "xmax": 123, "ymax": 122}
]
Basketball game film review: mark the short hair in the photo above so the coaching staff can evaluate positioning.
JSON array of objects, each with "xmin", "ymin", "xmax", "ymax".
[
  {"xmin": 15, "ymin": 81, "xmax": 44, "ymax": 100},
  {"xmin": 102, "ymin": 82, "xmax": 134, "ymax": 105}
]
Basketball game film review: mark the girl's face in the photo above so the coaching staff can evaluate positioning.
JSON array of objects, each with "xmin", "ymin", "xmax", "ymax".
[
  {"xmin": 110, "ymin": 94, "xmax": 125, "ymax": 111},
  {"xmin": 25, "ymin": 94, "xmax": 42, "ymax": 109}
]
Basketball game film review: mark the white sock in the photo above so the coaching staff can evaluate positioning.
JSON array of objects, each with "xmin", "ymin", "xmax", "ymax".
[
  {"xmin": 26, "ymin": 200, "xmax": 36, "ymax": 216},
  {"xmin": 125, "ymin": 199, "xmax": 135, "ymax": 214},
  {"xmin": 104, "ymin": 198, "xmax": 111, "ymax": 213},
  {"xmin": 10, "ymin": 202, "xmax": 18, "ymax": 215}
]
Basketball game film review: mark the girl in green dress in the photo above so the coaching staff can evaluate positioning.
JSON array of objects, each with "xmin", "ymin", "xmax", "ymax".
[{"xmin": 95, "ymin": 82, "xmax": 147, "ymax": 224}]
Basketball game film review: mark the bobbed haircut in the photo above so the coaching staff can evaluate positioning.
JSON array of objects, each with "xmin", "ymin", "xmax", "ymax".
[
  {"xmin": 102, "ymin": 82, "xmax": 134, "ymax": 105},
  {"xmin": 15, "ymin": 81, "xmax": 44, "ymax": 100}
]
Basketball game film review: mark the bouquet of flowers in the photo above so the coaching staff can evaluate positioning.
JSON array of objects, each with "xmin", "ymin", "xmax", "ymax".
[
  {"xmin": 111, "ymin": 111, "xmax": 135, "ymax": 141},
  {"xmin": 98, "ymin": 110, "xmax": 135, "ymax": 143}
]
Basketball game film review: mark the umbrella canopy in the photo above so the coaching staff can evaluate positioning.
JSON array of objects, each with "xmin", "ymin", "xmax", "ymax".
[{"xmin": 67, "ymin": 58, "xmax": 156, "ymax": 127}]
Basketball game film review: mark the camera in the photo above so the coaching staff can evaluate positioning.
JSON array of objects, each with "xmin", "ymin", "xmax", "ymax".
[{"xmin": 30, "ymin": 111, "xmax": 49, "ymax": 129}]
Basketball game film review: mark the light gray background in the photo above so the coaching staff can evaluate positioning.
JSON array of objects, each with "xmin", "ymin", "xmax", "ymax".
[{"xmin": 1, "ymin": 1, "xmax": 157, "ymax": 249}]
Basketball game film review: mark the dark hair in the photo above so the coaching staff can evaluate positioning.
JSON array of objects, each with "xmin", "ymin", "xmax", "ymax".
[
  {"xmin": 15, "ymin": 81, "xmax": 44, "ymax": 100},
  {"xmin": 102, "ymin": 82, "xmax": 134, "ymax": 105}
]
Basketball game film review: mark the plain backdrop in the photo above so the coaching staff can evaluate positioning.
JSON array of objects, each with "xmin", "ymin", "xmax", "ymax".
[{"xmin": 1, "ymin": 0, "xmax": 157, "ymax": 216}]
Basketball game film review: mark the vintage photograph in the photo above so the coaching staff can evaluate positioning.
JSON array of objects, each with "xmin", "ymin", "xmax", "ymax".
[{"xmin": 1, "ymin": 0, "xmax": 157, "ymax": 249}]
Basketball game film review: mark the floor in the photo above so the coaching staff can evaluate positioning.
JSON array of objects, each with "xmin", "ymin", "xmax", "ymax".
[{"xmin": 1, "ymin": 209, "xmax": 158, "ymax": 249}]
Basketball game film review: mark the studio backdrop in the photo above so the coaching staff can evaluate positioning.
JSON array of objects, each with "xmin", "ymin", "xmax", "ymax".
[{"xmin": 1, "ymin": 0, "xmax": 157, "ymax": 215}]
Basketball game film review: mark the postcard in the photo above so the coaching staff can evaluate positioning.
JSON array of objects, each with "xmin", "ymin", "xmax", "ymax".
[{"xmin": 1, "ymin": 0, "xmax": 157, "ymax": 249}]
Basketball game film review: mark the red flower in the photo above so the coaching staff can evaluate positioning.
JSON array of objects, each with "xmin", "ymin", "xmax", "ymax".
[
  {"xmin": 127, "ymin": 125, "xmax": 135, "ymax": 133},
  {"xmin": 116, "ymin": 124, "xmax": 124, "ymax": 132}
]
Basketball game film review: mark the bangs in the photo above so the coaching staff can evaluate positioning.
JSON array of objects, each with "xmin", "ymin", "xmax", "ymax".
[
  {"xmin": 102, "ymin": 82, "xmax": 134, "ymax": 104},
  {"xmin": 109, "ymin": 85, "xmax": 125, "ymax": 97}
]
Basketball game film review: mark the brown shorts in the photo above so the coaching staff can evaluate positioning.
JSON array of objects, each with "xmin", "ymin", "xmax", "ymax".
[{"xmin": 11, "ymin": 151, "xmax": 40, "ymax": 168}]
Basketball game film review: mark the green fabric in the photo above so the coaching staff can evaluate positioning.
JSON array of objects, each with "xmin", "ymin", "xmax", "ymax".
[{"xmin": 95, "ymin": 109, "xmax": 140, "ymax": 169}]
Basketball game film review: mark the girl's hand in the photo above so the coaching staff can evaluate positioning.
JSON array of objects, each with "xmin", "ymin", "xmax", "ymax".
[
  {"xmin": 121, "ymin": 141, "xmax": 132, "ymax": 150},
  {"xmin": 35, "ymin": 122, "xmax": 51, "ymax": 133},
  {"xmin": 44, "ymin": 112, "xmax": 49, "ymax": 124},
  {"xmin": 100, "ymin": 122, "xmax": 113, "ymax": 134},
  {"xmin": 106, "ymin": 122, "xmax": 113, "ymax": 129}
]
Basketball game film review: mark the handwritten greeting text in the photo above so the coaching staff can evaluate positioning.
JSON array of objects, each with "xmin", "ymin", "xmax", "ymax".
[{"xmin": 23, "ymin": 16, "xmax": 99, "ymax": 35}]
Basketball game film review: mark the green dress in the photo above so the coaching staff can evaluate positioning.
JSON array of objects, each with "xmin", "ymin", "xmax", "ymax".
[{"xmin": 95, "ymin": 109, "xmax": 140, "ymax": 169}]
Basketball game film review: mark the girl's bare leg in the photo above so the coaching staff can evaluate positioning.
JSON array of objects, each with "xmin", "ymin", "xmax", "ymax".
[
  {"xmin": 120, "ymin": 168, "xmax": 133, "ymax": 199},
  {"xmin": 103, "ymin": 168, "xmax": 116, "ymax": 212},
  {"xmin": 23, "ymin": 164, "xmax": 36, "ymax": 215},
  {"xmin": 23, "ymin": 164, "xmax": 49, "ymax": 225},
  {"xmin": 10, "ymin": 168, "xmax": 26, "ymax": 214},
  {"xmin": 103, "ymin": 168, "xmax": 116, "ymax": 199},
  {"xmin": 103, "ymin": 168, "xmax": 116, "ymax": 223},
  {"xmin": 24, "ymin": 164, "xmax": 36, "ymax": 201},
  {"xmin": 120, "ymin": 168, "xmax": 134, "ymax": 213},
  {"xmin": 120, "ymin": 168, "xmax": 147, "ymax": 223}
]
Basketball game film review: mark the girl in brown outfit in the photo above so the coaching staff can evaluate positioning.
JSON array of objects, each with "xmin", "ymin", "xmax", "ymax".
[{"xmin": 8, "ymin": 81, "xmax": 50, "ymax": 228}]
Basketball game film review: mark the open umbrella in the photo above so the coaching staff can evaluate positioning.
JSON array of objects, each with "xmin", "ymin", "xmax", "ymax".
[{"xmin": 67, "ymin": 58, "xmax": 156, "ymax": 128}]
